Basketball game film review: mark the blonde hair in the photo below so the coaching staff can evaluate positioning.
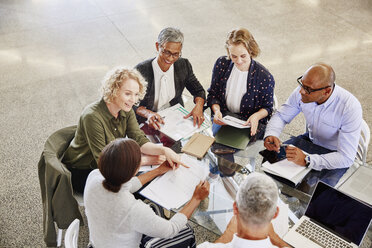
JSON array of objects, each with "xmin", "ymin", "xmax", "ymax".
[
  {"xmin": 225, "ymin": 28, "xmax": 260, "ymax": 58},
  {"xmin": 101, "ymin": 66, "xmax": 147, "ymax": 103}
]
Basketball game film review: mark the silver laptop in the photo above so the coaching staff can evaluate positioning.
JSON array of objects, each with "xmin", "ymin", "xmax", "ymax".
[{"xmin": 284, "ymin": 181, "xmax": 372, "ymax": 248}]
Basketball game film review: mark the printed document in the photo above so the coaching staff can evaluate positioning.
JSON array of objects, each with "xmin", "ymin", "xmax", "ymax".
[
  {"xmin": 222, "ymin": 115, "xmax": 250, "ymax": 129},
  {"xmin": 140, "ymin": 154, "xmax": 210, "ymax": 210},
  {"xmin": 157, "ymin": 104, "xmax": 210, "ymax": 141}
]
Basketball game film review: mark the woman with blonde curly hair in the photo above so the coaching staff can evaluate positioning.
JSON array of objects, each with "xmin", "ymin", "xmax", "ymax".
[{"xmin": 63, "ymin": 66, "xmax": 185, "ymax": 193}]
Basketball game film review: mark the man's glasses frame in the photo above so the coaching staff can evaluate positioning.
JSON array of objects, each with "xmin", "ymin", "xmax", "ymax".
[
  {"xmin": 297, "ymin": 76, "xmax": 332, "ymax": 94},
  {"xmin": 160, "ymin": 47, "xmax": 182, "ymax": 59}
]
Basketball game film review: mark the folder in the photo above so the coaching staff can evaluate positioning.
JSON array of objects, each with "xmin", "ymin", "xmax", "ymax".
[
  {"xmin": 214, "ymin": 125, "xmax": 250, "ymax": 150},
  {"xmin": 181, "ymin": 133, "xmax": 215, "ymax": 159}
]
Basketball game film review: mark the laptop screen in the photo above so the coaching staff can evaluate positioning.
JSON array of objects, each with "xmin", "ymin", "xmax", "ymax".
[{"xmin": 305, "ymin": 181, "xmax": 372, "ymax": 245}]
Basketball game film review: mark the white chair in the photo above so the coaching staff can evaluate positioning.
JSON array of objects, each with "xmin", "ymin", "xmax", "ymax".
[
  {"xmin": 356, "ymin": 119, "xmax": 370, "ymax": 165},
  {"xmin": 64, "ymin": 219, "xmax": 80, "ymax": 248},
  {"xmin": 273, "ymin": 94, "xmax": 279, "ymax": 113}
]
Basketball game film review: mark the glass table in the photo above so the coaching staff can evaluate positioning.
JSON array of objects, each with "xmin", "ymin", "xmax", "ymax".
[{"xmin": 140, "ymin": 123, "xmax": 372, "ymax": 247}]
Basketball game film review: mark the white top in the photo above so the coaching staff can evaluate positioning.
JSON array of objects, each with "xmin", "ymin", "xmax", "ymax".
[
  {"xmin": 264, "ymin": 85, "xmax": 362, "ymax": 171},
  {"xmin": 198, "ymin": 234, "xmax": 279, "ymax": 248},
  {"xmin": 84, "ymin": 169, "xmax": 187, "ymax": 248},
  {"xmin": 152, "ymin": 57, "xmax": 175, "ymax": 111},
  {"xmin": 225, "ymin": 65, "xmax": 248, "ymax": 114}
]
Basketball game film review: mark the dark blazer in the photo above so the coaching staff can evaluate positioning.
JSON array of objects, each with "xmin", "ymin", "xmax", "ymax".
[
  {"xmin": 135, "ymin": 57, "xmax": 206, "ymax": 123},
  {"xmin": 207, "ymin": 56, "xmax": 275, "ymax": 124}
]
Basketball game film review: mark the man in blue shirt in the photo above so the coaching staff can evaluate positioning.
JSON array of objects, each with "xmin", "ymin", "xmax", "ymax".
[{"xmin": 264, "ymin": 63, "xmax": 362, "ymax": 170}]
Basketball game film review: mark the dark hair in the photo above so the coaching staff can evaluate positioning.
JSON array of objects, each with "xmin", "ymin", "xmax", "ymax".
[{"xmin": 98, "ymin": 138, "xmax": 141, "ymax": 193}]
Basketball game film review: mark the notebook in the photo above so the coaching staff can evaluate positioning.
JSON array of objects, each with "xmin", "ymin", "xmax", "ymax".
[
  {"xmin": 181, "ymin": 133, "xmax": 215, "ymax": 159},
  {"xmin": 214, "ymin": 125, "xmax": 250, "ymax": 150},
  {"xmin": 283, "ymin": 181, "xmax": 372, "ymax": 248}
]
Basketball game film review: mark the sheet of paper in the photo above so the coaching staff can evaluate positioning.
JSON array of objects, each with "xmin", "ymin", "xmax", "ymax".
[
  {"xmin": 273, "ymin": 199, "xmax": 289, "ymax": 238},
  {"xmin": 339, "ymin": 166, "xmax": 372, "ymax": 205},
  {"xmin": 140, "ymin": 154, "xmax": 210, "ymax": 210},
  {"xmin": 262, "ymin": 159, "xmax": 306, "ymax": 180},
  {"xmin": 139, "ymin": 165, "xmax": 159, "ymax": 173},
  {"xmin": 157, "ymin": 104, "xmax": 210, "ymax": 141},
  {"xmin": 222, "ymin": 115, "xmax": 250, "ymax": 129}
]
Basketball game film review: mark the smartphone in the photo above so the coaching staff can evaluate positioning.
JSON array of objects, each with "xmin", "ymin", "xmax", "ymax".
[{"xmin": 259, "ymin": 145, "xmax": 288, "ymax": 163}]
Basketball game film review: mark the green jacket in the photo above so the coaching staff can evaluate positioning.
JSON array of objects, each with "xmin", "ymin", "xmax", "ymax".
[
  {"xmin": 63, "ymin": 98, "xmax": 149, "ymax": 170},
  {"xmin": 38, "ymin": 125, "xmax": 83, "ymax": 247}
]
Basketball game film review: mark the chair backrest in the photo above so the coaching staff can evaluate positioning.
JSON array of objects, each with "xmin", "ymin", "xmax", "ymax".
[
  {"xmin": 356, "ymin": 119, "xmax": 370, "ymax": 165},
  {"xmin": 64, "ymin": 219, "xmax": 80, "ymax": 248},
  {"xmin": 273, "ymin": 94, "xmax": 279, "ymax": 113}
]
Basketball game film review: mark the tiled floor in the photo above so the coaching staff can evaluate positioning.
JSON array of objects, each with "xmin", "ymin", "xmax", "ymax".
[{"xmin": 0, "ymin": 0, "xmax": 371, "ymax": 247}]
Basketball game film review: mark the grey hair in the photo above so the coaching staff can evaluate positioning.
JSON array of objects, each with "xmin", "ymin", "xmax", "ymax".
[
  {"xmin": 236, "ymin": 172, "xmax": 278, "ymax": 227},
  {"xmin": 157, "ymin": 27, "xmax": 184, "ymax": 47}
]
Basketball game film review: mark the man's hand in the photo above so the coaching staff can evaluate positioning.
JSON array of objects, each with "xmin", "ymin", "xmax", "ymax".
[
  {"xmin": 286, "ymin": 146, "xmax": 306, "ymax": 166},
  {"xmin": 264, "ymin": 136, "xmax": 281, "ymax": 152},
  {"xmin": 268, "ymin": 223, "xmax": 290, "ymax": 248},
  {"xmin": 184, "ymin": 104, "xmax": 204, "ymax": 128}
]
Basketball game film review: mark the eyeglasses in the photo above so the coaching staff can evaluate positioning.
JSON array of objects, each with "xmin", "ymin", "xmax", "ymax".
[
  {"xmin": 160, "ymin": 47, "xmax": 181, "ymax": 59},
  {"xmin": 297, "ymin": 76, "xmax": 332, "ymax": 94}
]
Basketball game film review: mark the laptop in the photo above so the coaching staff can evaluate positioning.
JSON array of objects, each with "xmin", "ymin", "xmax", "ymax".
[{"xmin": 284, "ymin": 181, "xmax": 372, "ymax": 248}]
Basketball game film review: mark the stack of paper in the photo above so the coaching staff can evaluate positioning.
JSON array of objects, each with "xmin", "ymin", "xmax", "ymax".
[
  {"xmin": 157, "ymin": 104, "xmax": 210, "ymax": 141},
  {"xmin": 262, "ymin": 159, "xmax": 311, "ymax": 186},
  {"xmin": 140, "ymin": 154, "xmax": 210, "ymax": 210}
]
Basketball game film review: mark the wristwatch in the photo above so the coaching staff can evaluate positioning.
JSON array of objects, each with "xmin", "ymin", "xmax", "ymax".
[{"xmin": 305, "ymin": 155, "xmax": 311, "ymax": 167}]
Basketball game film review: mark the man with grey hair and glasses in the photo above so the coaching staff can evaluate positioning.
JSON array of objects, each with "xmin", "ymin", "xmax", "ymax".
[
  {"xmin": 264, "ymin": 63, "xmax": 362, "ymax": 171},
  {"xmin": 198, "ymin": 172, "xmax": 289, "ymax": 248},
  {"xmin": 135, "ymin": 27, "xmax": 206, "ymax": 130}
]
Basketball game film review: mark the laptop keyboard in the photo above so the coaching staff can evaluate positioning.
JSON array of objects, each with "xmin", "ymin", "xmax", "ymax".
[{"xmin": 295, "ymin": 219, "xmax": 353, "ymax": 248}]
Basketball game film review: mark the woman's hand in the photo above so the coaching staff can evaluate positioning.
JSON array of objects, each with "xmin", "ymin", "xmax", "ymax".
[
  {"xmin": 163, "ymin": 147, "xmax": 188, "ymax": 169},
  {"xmin": 140, "ymin": 154, "xmax": 166, "ymax": 166},
  {"xmin": 213, "ymin": 110, "xmax": 225, "ymax": 125},
  {"xmin": 148, "ymin": 112, "xmax": 164, "ymax": 130},
  {"xmin": 244, "ymin": 113, "xmax": 259, "ymax": 136},
  {"xmin": 155, "ymin": 161, "xmax": 173, "ymax": 176},
  {"xmin": 191, "ymin": 180, "xmax": 210, "ymax": 201}
]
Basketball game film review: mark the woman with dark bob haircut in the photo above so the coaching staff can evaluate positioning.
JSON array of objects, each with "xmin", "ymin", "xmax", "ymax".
[{"xmin": 84, "ymin": 138, "xmax": 210, "ymax": 247}]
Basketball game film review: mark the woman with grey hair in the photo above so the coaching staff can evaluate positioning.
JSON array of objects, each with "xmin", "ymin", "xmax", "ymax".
[
  {"xmin": 198, "ymin": 173, "xmax": 289, "ymax": 247},
  {"xmin": 134, "ymin": 27, "xmax": 206, "ymax": 130},
  {"xmin": 63, "ymin": 66, "xmax": 186, "ymax": 193}
]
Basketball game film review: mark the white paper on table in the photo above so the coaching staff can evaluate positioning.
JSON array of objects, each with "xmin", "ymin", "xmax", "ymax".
[
  {"xmin": 272, "ymin": 199, "xmax": 289, "ymax": 238},
  {"xmin": 262, "ymin": 159, "xmax": 306, "ymax": 180},
  {"xmin": 140, "ymin": 154, "xmax": 210, "ymax": 210},
  {"xmin": 157, "ymin": 104, "xmax": 210, "ymax": 141},
  {"xmin": 139, "ymin": 165, "xmax": 159, "ymax": 173},
  {"xmin": 222, "ymin": 115, "xmax": 251, "ymax": 129}
]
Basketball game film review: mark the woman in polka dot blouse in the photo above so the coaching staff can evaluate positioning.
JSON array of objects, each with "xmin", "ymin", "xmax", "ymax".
[{"xmin": 207, "ymin": 28, "xmax": 275, "ymax": 138}]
